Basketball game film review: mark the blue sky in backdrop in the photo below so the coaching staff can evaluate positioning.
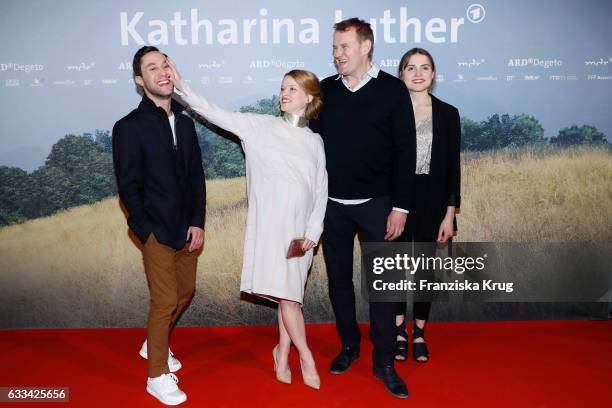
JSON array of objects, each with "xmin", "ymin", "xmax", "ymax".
[{"xmin": 1, "ymin": 0, "xmax": 610, "ymax": 170}]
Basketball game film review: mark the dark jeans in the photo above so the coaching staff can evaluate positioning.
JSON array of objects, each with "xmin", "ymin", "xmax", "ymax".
[
  {"xmin": 396, "ymin": 175, "xmax": 440, "ymax": 322},
  {"xmin": 322, "ymin": 196, "xmax": 398, "ymax": 368}
]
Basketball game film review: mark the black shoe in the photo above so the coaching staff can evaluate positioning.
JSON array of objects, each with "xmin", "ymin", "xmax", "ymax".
[
  {"xmin": 373, "ymin": 364, "xmax": 409, "ymax": 398},
  {"xmin": 330, "ymin": 346, "xmax": 360, "ymax": 374},
  {"xmin": 394, "ymin": 321, "xmax": 408, "ymax": 361},
  {"xmin": 412, "ymin": 322, "xmax": 430, "ymax": 363}
]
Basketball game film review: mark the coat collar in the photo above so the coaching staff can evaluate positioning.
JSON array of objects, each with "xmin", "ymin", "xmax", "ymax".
[
  {"xmin": 282, "ymin": 111, "xmax": 309, "ymax": 128},
  {"xmin": 429, "ymin": 93, "xmax": 442, "ymax": 110},
  {"xmin": 428, "ymin": 93, "xmax": 441, "ymax": 174},
  {"xmin": 138, "ymin": 93, "xmax": 185, "ymax": 117}
]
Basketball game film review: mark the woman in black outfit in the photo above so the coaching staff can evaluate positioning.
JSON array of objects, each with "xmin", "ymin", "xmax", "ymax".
[{"xmin": 395, "ymin": 48, "xmax": 461, "ymax": 363}]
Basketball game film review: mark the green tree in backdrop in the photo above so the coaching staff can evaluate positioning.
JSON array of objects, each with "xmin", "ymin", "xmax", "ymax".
[
  {"xmin": 23, "ymin": 133, "xmax": 116, "ymax": 219},
  {"xmin": 0, "ymin": 166, "xmax": 29, "ymax": 225},
  {"xmin": 550, "ymin": 125, "xmax": 609, "ymax": 146},
  {"xmin": 1, "ymin": 99, "xmax": 608, "ymax": 227},
  {"xmin": 460, "ymin": 113, "xmax": 546, "ymax": 151},
  {"xmin": 191, "ymin": 95, "xmax": 279, "ymax": 178}
]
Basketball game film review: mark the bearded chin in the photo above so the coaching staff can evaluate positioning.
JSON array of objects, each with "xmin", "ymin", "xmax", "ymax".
[
  {"xmin": 148, "ymin": 87, "xmax": 173, "ymax": 99},
  {"xmin": 155, "ymin": 86, "xmax": 173, "ymax": 97}
]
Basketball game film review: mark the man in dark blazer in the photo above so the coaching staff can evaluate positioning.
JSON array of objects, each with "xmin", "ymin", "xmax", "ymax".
[
  {"xmin": 112, "ymin": 46, "xmax": 205, "ymax": 406},
  {"xmin": 309, "ymin": 18, "xmax": 416, "ymax": 398}
]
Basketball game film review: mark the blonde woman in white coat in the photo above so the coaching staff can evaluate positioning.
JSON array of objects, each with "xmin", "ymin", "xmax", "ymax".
[{"xmin": 167, "ymin": 59, "xmax": 327, "ymax": 389}]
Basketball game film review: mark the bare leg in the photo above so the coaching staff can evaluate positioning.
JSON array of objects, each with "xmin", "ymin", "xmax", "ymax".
[
  {"xmin": 279, "ymin": 300, "xmax": 319, "ymax": 384},
  {"xmin": 414, "ymin": 318, "xmax": 427, "ymax": 361},
  {"xmin": 276, "ymin": 305, "xmax": 292, "ymax": 375},
  {"xmin": 395, "ymin": 314, "xmax": 406, "ymax": 341}
]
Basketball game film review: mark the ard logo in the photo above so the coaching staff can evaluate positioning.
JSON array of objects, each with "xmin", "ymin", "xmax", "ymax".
[{"xmin": 118, "ymin": 62, "xmax": 132, "ymax": 70}]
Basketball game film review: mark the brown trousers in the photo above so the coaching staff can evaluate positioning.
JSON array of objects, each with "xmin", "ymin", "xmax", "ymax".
[{"xmin": 143, "ymin": 233, "xmax": 197, "ymax": 377}]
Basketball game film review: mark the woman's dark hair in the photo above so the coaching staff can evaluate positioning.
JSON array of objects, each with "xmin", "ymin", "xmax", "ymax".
[{"xmin": 398, "ymin": 47, "xmax": 436, "ymax": 90}]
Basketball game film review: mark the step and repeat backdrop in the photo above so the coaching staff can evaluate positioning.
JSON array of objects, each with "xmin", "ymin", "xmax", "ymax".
[{"xmin": 0, "ymin": 0, "xmax": 610, "ymax": 328}]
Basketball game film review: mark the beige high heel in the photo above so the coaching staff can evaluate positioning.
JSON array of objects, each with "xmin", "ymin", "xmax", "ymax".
[
  {"xmin": 300, "ymin": 358, "xmax": 321, "ymax": 390},
  {"xmin": 273, "ymin": 345, "xmax": 291, "ymax": 384}
]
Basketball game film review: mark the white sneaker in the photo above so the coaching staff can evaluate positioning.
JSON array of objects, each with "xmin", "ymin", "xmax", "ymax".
[
  {"xmin": 139, "ymin": 340, "xmax": 182, "ymax": 373},
  {"xmin": 146, "ymin": 373, "xmax": 187, "ymax": 405}
]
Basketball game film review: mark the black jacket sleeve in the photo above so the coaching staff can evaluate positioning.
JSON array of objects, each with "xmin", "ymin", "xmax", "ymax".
[
  {"xmin": 446, "ymin": 107, "xmax": 461, "ymax": 208},
  {"xmin": 187, "ymin": 120, "xmax": 206, "ymax": 228},
  {"xmin": 390, "ymin": 84, "xmax": 416, "ymax": 210},
  {"xmin": 112, "ymin": 120, "xmax": 152, "ymax": 243}
]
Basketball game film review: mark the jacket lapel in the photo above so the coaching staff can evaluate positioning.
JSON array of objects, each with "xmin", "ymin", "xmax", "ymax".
[
  {"xmin": 139, "ymin": 95, "xmax": 176, "ymax": 154},
  {"xmin": 429, "ymin": 94, "xmax": 441, "ymax": 176}
]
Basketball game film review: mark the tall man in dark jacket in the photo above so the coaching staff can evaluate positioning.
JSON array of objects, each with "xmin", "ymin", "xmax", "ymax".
[
  {"xmin": 310, "ymin": 18, "xmax": 416, "ymax": 398},
  {"xmin": 112, "ymin": 46, "xmax": 205, "ymax": 406}
]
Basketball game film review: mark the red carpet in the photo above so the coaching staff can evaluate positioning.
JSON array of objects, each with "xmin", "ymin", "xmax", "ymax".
[{"xmin": 1, "ymin": 320, "xmax": 611, "ymax": 407}]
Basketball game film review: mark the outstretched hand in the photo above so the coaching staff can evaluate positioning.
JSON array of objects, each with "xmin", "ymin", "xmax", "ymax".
[{"xmin": 165, "ymin": 57, "xmax": 185, "ymax": 92}]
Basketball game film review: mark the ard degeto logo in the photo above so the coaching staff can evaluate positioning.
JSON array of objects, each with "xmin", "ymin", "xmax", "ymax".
[
  {"xmin": 508, "ymin": 58, "xmax": 563, "ymax": 68},
  {"xmin": 250, "ymin": 60, "xmax": 305, "ymax": 70},
  {"xmin": 1, "ymin": 63, "xmax": 44, "ymax": 73},
  {"xmin": 467, "ymin": 4, "xmax": 486, "ymax": 24}
]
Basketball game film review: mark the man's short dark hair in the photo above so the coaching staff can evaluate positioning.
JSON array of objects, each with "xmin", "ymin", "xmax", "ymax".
[
  {"xmin": 132, "ymin": 46, "xmax": 160, "ymax": 77},
  {"xmin": 334, "ymin": 18, "xmax": 374, "ymax": 60}
]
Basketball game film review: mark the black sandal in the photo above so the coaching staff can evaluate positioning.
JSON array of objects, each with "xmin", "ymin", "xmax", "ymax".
[
  {"xmin": 394, "ymin": 321, "xmax": 409, "ymax": 361},
  {"xmin": 412, "ymin": 322, "xmax": 430, "ymax": 363}
]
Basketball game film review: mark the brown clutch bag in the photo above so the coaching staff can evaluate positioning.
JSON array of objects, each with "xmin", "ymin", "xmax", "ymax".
[{"xmin": 286, "ymin": 238, "xmax": 306, "ymax": 259}]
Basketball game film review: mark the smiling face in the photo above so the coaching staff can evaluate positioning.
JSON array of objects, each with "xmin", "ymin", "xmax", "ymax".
[
  {"xmin": 401, "ymin": 53, "xmax": 435, "ymax": 92},
  {"xmin": 279, "ymin": 75, "xmax": 312, "ymax": 116},
  {"xmin": 332, "ymin": 28, "xmax": 371, "ymax": 77},
  {"xmin": 134, "ymin": 51, "xmax": 173, "ymax": 101}
]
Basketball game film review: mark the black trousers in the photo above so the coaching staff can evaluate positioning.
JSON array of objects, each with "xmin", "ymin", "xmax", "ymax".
[
  {"xmin": 397, "ymin": 175, "xmax": 440, "ymax": 321},
  {"xmin": 322, "ymin": 196, "xmax": 398, "ymax": 368}
]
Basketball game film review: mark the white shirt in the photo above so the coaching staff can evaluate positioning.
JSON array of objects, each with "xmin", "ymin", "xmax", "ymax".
[
  {"xmin": 168, "ymin": 114, "xmax": 176, "ymax": 147},
  {"xmin": 335, "ymin": 63, "xmax": 380, "ymax": 92}
]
